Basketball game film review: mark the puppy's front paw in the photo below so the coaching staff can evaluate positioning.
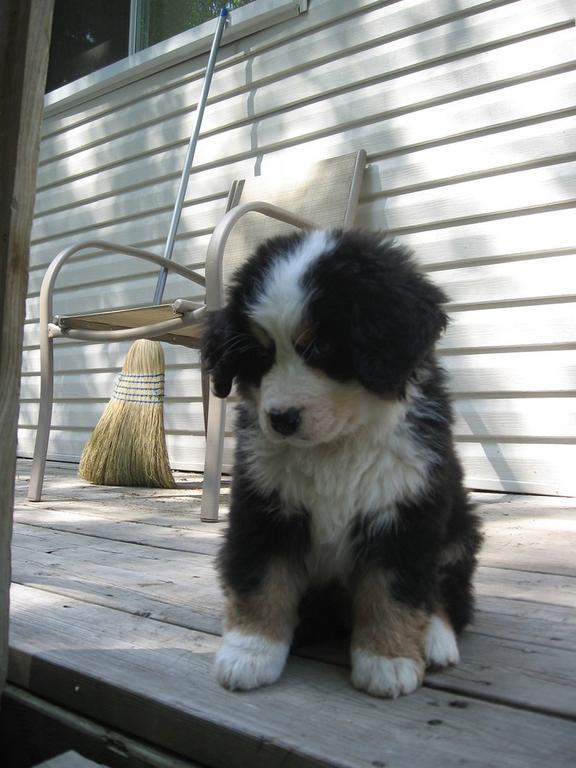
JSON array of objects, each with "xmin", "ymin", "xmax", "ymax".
[
  {"xmin": 215, "ymin": 631, "xmax": 289, "ymax": 691},
  {"xmin": 351, "ymin": 650, "xmax": 424, "ymax": 698}
]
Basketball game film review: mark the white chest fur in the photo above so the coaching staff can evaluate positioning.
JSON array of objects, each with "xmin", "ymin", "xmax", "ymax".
[{"xmin": 242, "ymin": 399, "xmax": 433, "ymax": 582}]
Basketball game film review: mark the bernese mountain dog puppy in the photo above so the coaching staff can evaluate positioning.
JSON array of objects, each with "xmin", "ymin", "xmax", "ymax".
[{"xmin": 202, "ymin": 229, "xmax": 482, "ymax": 698}]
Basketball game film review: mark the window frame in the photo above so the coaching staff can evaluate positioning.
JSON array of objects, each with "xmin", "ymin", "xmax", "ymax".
[{"xmin": 44, "ymin": 0, "xmax": 308, "ymax": 116}]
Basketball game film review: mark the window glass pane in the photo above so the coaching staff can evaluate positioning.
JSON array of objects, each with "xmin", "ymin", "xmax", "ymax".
[
  {"xmin": 46, "ymin": 1, "xmax": 256, "ymax": 94},
  {"xmin": 46, "ymin": 0, "xmax": 131, "ymax": 93},
  {"xmin": 136, "ymin": 0, "xmax": 253, "ymax": 50}
]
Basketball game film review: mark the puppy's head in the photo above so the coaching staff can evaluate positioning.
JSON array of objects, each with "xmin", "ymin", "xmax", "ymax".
[{"xmin": 202, "ymin": 229, "xmax": 448, "ymax": 446}]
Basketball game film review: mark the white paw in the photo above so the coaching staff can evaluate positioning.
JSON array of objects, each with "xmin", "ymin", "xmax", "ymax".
[
  {"xmin": 214, "ymin": 631, "xmax": 289, "ymax": 691},
  {"xmin": 425, "ymin": 615, "xmax": 460, "ymax": 669},
  {"xmin": 351, "ymin": 651, "xmax": 424, "ymax": 698}
]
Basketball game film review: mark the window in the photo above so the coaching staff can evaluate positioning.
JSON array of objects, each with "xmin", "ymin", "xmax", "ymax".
[
  {"xmin": 134, "ymin": 1, "xmax": 251, "ymax": 50},
  {"xmin": 46, "ymin": 0, "xmax": 253, "ymax": 93}
]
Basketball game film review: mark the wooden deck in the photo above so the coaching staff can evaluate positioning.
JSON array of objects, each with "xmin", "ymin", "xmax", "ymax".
[{"xmin": 7, "ymin": 460, "xmax": 576, "ymax": 767}]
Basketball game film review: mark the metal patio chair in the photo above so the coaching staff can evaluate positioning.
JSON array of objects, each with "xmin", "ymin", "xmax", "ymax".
[{"xmin": 28, "ymin": 150, "xmax": 367, "ymax": 521}]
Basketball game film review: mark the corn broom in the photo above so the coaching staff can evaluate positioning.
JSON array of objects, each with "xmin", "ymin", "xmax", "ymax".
[
  {"xmin": 79, "ymin": 339, "xmax": 174, "ymax": 487},
  {"xmin": 78, "ymin": 8, "xmax": 229, "ymax": 488}
]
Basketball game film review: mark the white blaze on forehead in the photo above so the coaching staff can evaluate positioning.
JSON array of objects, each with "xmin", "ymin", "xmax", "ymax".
[{"xmin": 248, "ymin": 230, "xmax": 335, "ymax": 346}]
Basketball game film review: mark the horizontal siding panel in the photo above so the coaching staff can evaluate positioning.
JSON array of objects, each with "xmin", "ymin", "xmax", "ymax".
[
  {"xmin": 453, "ymin": 398, "xmax": 576, "ymax": 440},
  {"xmin": 403, "ymin": 208, "xmax": 576, "ymax": 268},
  {"xmin": 27, "ymin": 243, "xmax": 209, "ymax": 305},
  {"xmin": 20, "ymin": 340, "xmax": 200, "ymax": 374},
  {"xmin": 19, "ymin": 369, "xmax": 204, "ymax": 401},
  {"xmin": 366, "ymin": 117, "xmax": 576, "ymax": 198},
  {"xmin": 17, "ymin": 429, "xmax": 234, "ymax": 472},
  {"xmin": 28, "ymin": 225, "xmax": 218, "ymax": 285},
  {"xmin": 32, "ymin": 178, "xmax": 226, "ymax": 244},
  {"xmin": 443, "ymin": 350, "xmax": 576, "ymax": 395},
  {"xmin": 435, "ymin": 254, "xmax": 576, "ymax": 307},
  {"xmin": 456, "ymin": 442, "xmax": 576, "ymax": 495},
  {"xmin": 34, "ymin": 156, "xmax": 238, "ymax": 218},
  {"xmin": 364, "ymin": 161, "xmax": 576, "ymax": 234},
  {"xmin": 25, "ymin": 273, "xmax": 204, "ymax": 323},
  {"xmin": 27, "ymin": 242, "xmax": 208, "ymax": 297},
  {"xmin": 20, "ymin": 342, "xmax": 133, "ymax": 373},
  {"xmin": 19, "ymin": 400, "xmax": 235, "ymax": 436},
  {"xmin": 443, "ymin": 303, "xmax": 576, "ymax": 352},
  {"xmin": 30, "ymin": 195, "xmax": 226, "ymax": 256},
  {"xmin": 17, "ymin": 429, "xmax": 96, "ymax": 463}
]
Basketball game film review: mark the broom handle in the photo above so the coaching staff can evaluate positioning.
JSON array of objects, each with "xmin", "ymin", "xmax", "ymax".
[{"xmin": 153, "ymin": 7, "xmax": 229, "ymax": 305}]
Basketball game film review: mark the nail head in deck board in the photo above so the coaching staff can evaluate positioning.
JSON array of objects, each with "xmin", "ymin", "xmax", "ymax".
[{"xmin": 9, "ymin": 584, "xmax": 576, "ymax": 768}]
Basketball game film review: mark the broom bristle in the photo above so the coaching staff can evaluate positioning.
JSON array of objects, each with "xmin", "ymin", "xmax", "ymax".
[{"xmin": 79, "ymin": 339, "xmax": 175, "ymax": 488}]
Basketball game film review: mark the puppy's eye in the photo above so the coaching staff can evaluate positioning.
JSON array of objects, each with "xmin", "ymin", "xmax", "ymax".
[
  {"xmin": 293, "ymin": 327, "xmax": 314, "ymax": 356},
  {"xmin": 294, "ymin": 328, "xmax": 328, "ymax": 361},
  {"xmin": 250, "ymin": 323, "xmax": 273, "ymax": 350}
]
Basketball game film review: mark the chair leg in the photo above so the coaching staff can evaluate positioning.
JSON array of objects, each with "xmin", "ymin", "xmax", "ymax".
[
  {"xmin": 200, "ymin": 388, "xmax": 226, "ymax": 522},
  {"xmin": 201, "ymin": 366, "xmax": 210, "ymax": 435},
  {"xmin": 28, "ymin": 331, "xmax": 54, "ymax": 501}
]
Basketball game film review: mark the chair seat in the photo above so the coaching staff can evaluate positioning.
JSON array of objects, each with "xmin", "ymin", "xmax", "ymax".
[{"xmin": 57, "ymin": 302, "xmax": 204, "ymax": 346}]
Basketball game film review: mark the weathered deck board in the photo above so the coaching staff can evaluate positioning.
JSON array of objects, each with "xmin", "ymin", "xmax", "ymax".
[
  {"xmin": 9, "ymin": 460, "xmax": 576, "ymax": 767},
  {"xmin": 9, "ymin": 585, "xmax": 576, "ymax": 768}
]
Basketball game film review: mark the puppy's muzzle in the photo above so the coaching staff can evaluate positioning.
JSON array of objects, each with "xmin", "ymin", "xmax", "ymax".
[{"xmin": 268, "ymin": 407, "xmax": 302, "ymax": 437}]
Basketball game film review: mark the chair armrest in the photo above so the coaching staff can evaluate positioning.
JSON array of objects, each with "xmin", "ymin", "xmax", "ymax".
[{"xmin": 204, "ymin": 202, "xmax": 318, "ymax": 310}]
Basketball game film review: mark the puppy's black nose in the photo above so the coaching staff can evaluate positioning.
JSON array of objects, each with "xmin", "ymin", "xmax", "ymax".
[{"xmin": 269, "ymin": 407, "xmax": 302, "ymax": 436}]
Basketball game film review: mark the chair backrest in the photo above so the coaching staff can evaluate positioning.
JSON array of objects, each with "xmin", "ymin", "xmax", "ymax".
[{"xmin": 219, "ymin": 150, "xmax": 367, "ymax": 291}]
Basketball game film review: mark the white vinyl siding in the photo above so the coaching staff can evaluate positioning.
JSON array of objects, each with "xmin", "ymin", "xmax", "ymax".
[{"xmin": 19, "ymin": 0, "xmax": 576, "ymax": 495}]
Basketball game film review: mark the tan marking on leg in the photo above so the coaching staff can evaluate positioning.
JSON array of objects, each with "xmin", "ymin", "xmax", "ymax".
[
  {"xmin": 224, "ymin": 560, "xmax": 305, "ymax": 643},
  {"xmin": 350, "ymin": 570, "xmax": 429, "ymax": 697},
  {"xmin": 352, "ymin": 570, "xmax": 428, "ymax": 662}
]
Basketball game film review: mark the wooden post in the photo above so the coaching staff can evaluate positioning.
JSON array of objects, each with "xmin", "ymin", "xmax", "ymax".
[{"xmin": 0, "ymin": 0, "xmax": 54, "ymax": 694}]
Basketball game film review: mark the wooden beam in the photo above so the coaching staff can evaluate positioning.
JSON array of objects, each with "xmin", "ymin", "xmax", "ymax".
[
  {"xmin": 0, "ymin": 0, "xmax": 54, "ymax": 693},
  {"xmin": 2, "ymin": 684, "xmax": 203, "ymax": 767}
]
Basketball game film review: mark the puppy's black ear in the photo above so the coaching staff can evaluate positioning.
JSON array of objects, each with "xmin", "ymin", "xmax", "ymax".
[
  {"xmin": 351, "ymin": 258, "xmax": 448, "ymax": 395},
  {"xmin": 201, "ymin": 309, "xmax": 241, "ymax": 398}
]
